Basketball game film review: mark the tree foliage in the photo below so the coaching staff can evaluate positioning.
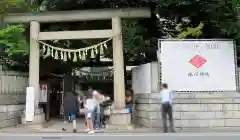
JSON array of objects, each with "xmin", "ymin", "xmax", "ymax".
[
  {"xmin": 213, "ymin": 0, "xmax": 240, "ymax": 42},
  {"xmin": 0, "ymin": 24, "xmax": 29, "ymax": 55},
  {"xmin": 0, "ymin": 24, "xmax": 29, "ymax": 68},
  {"xmin": 176, "ymin": 22, "xmax": 204, "ymax": 39},
  {"xmin": 122, "ymin": 20, "xmax": 145, "ymax": 61},
  {"xmin": 1, "ymin": 0, "xmax": 240, "ymax": 69}
]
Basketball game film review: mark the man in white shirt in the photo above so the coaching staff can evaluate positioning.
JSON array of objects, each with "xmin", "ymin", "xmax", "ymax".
[{"xmin": 160, "ymin": 83, "xmax": 175, "ymax": 133}]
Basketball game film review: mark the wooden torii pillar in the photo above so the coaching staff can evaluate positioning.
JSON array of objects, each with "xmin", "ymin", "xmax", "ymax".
[{"xmin": 5, "ymin": 8, "xmax": 151, "ymax": 125}]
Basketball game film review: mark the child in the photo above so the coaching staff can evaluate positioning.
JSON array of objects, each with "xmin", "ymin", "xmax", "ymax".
[{"xmin": 84, "ymin": 94, "xmax": 96, "ymax": 133}]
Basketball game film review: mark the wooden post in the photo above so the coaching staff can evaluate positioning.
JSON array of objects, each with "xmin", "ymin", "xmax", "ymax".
[
  {"xmin": 112, "ymin": 16, "xmax": 125, "ymax": 109},
  {"xmin": 29, "ymin": 21, "xmax": 40, "ymax": 109}
]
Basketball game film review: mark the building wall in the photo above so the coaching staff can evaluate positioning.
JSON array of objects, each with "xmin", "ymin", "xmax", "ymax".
[
  {"xmin": 0, "ymin": 71, "xmax": 28, "ymax": 128},
  {"xmin": 132, "ymin": 62, "xmax": 240, "ymax": 130},
  {"xmin": 134, "ymin": 92, "xmax": 240, "ymax": 130}
]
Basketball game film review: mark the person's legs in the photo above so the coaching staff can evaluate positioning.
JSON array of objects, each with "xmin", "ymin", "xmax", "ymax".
[
  {"xmin": 125, "ymin": 104, "xmax": 133, "ymax": 113},
  {"xmin": 70, "ymin": 113, "xmax": 77, "ymax": 133},
  {"xmin": 95, "ymin": 105, "xmax": 101, "ymax": 129},
  {"xmin": 95, "ymin": 113, "xmax": 100, "ymax": 129},
  {"xmin": 86, "ymin": 112, "xmax": 94, "ymax": 133},
  {"xmin": 161, "ymin": 103, "xmax": 168, "ymax": 133},
  {"xmin": 86, "ymin": 119, "xmax": 91, "ymax": 132},
  {"xmin": 62, "ymin": 115, "xmax": 68, "ymax": 131},
  {"xmin": 100, "ymin": 106, "xmax": 104, "ymax": 127},
  {"xmin": 167, "ymin": 104, "xmax": 175, "ymax": 132},
  {"xmin": 84, "ymin": 109, "xmax": 88, "ymax": 126},
  {"xmin": 92, "ymin": 106, "xmax": 98, "ymax": 129}
]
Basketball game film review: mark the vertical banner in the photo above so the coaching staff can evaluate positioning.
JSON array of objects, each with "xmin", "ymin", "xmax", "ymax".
[
  {"xmin": 39, "ymin": 84, "xmax": 48, "ymax": 102},
  {"xmin": 25, "ymin": 87, "xmax": 35, "ymax": 122}
]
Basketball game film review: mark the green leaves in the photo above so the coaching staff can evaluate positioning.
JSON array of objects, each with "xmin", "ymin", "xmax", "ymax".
[
  {"xmin": 122, "ymin": 19, "xmax": 145, "ymax": 61},
  {"xmin": 0, "ymin": 24, "xmax": 29, "ymax": 56},
  {"xmin": 213, "ymin": 0, "xmax": 240, "ymax": 41},
  {"xmin": 176, "ymin": 22, "xmax": 204, "ymax": 39}
]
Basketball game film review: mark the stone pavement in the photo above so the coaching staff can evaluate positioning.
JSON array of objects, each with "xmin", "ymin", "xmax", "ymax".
[
  {"xmin": 1, "ymin": 118, "xmax": 240, "ymax": 134},
  {"xmin": 0, "ymin": 118, "xmax": 156, "ymax": 133},
  {"xmin": 1, "ymin": 132, "xmax": 240, "ymax": 140}
]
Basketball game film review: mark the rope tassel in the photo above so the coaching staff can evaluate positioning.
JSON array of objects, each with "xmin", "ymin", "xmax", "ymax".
[
  {"xmin": 103, "ymin": 43, "xmax": 107, "ymax": 49},
  {"xmin": 64, "ymin": 52, "xmax": 67, "ymax": 61},
  {"xmin": 68, "ymin": 52, "xmax": 71, "ymax": 59},
  {"xmin": 73, "ymin": 52, "xmax": 77, "ymax": 62},
  {"xmin": 45, "ymin": 46, "xmax": 51, "ymax": 57},
  {"xmin": 79, "ymin": 51, "xmax": 82, "ymax": 60},
  {"xmin": 82, "ymin": 51, "xmax": 86, "ymax": 60},
  {"xmin": 42, "ymin": 44, "xmax": 46, "ymax": 53},
  {"xmin": 95, "ymin": 46, "xmax": 98, "ymax": 54},
  {"xmin": 54, "ymin": 50, "xmax": 59, "ymax": 60},
  {"xmin": 60, "ymin": 51, "xmax": 64, "ymax": 60},
  {"xmin": 100, "ymin": 44, "xmax": 104, "ymax": 55},
  {"xmin": 51, "ymin": 48, "xmax": 54, "ymax": 57},
  {"xmin": 90, "ymin": 49, "xmax": 95, "ymax": 58}
]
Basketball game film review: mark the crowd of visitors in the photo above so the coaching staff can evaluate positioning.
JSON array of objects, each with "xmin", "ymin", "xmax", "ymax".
[
  {"xmin": 61, "ymin": 87, "xmax": 112, "ymax": 133},
  {"xmin": 61, "ymin": 83, "xmax": 175, "ymax": 133}
]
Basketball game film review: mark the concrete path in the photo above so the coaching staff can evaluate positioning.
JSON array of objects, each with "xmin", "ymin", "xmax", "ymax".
[
  {"xmin": 0, "ymin": 132, "xmax": 240, "ymax": 140},
  {"xmin": 0, "ymin": 118, "xmax": 151, "ymax": 133},
  {"xmin": 1, "ymin": 118, "xmax": 240, "ymax": 134}
]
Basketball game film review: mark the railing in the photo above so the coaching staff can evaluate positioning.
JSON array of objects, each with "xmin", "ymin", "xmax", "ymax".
[{"xmin": 0, "ymin": 71, "xmax": 28, "ymax": 95}]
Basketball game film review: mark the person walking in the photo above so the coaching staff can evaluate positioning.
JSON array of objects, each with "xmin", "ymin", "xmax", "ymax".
[
  {"xmin": 86, "ymin": 87, "xmax": 100, "ymax": 129},
  {"xmin": 97, "ymin": 91, "xmax": 106, "ymax": 128},
  {"xmin": 92, "ymin": 89, "xmax": 102, "ymax": 130},
  {"xmin": 160, "ymin": 83, "xmax": 175, "ymax": 133},
  {"xmin": 84, "ymin": 94, "xmax": 96, "ymax": 133},
  {"xmin": 62, "ymin": 91, "xmax": 78, "ymax": 133}
]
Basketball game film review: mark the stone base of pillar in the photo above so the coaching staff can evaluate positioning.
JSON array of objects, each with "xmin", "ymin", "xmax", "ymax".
[
  {"xmin": 21, "ymin": 108, "xmax": 45, "ymax": 128},
  {"xmin": 109, "ymin": 109, "xmax": 133, "ymax": 130}
]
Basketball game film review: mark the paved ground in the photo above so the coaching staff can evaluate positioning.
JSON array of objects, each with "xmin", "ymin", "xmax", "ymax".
[
  {"xmin": 1, "ymin": 118, "xmax": 240, "ymax": 134},
  {"xmin": 0, "ymin": 118, "xmax": 147, "ymax": 133},
  {"xmin": 1, "ymin": 119, "xmax": 240, "ymax": 140},
  {"xmin": 1, "ymin": 132, "xmax": 240, "ymax": 140},
  {"xmin": 1, "ymin": 117, "xmax": 240, "ymax": 140}
]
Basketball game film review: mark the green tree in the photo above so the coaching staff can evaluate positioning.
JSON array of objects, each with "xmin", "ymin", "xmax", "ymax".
[
  {"xmin": 214, "ymin": 0, "xmax": 240, "ymax": 42},
  {"xmin": 176, "ymin": 22, "xmax": 204, "ymax": 39},
  {"xmin": 0, "ymin": 0, "xmax": 47, "ymax": 70},
  {"xmin": 0, "ymin": 24, "xmax": 29, "ymax": 56},
  {"xmin": 0, "ymin": 24, "xmax": 29, "ymax": 67},
  {"xmin": 2, "ymin": 0, "xmax": 237, "ymax": 67}
]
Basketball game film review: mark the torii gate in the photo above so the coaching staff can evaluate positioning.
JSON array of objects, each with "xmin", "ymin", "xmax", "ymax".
[{"xmin": 5, "ymin": 8, "xmax": 151, "ymax": 125}]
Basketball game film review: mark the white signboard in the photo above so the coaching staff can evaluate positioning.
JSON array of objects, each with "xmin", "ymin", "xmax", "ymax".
[
  {"xmin": 25, "ymin": 87, "xmax": 35, "ymax": 122},
  {"xmin": 160, "ymin": 40, "xmax": 236, "ymax": 91},
  {"xmin": 39, "ymin": 84, "xmax": 47, "ymax": 102}
]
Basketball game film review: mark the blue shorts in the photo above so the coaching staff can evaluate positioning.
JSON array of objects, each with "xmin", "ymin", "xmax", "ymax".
[
  {"xmin": 64, "ymin": 113, "xmax": 76, "ymax": 121},
  {"xmin": 125, "ymin": 104, "xmax": 133, "ymax": 113}
]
